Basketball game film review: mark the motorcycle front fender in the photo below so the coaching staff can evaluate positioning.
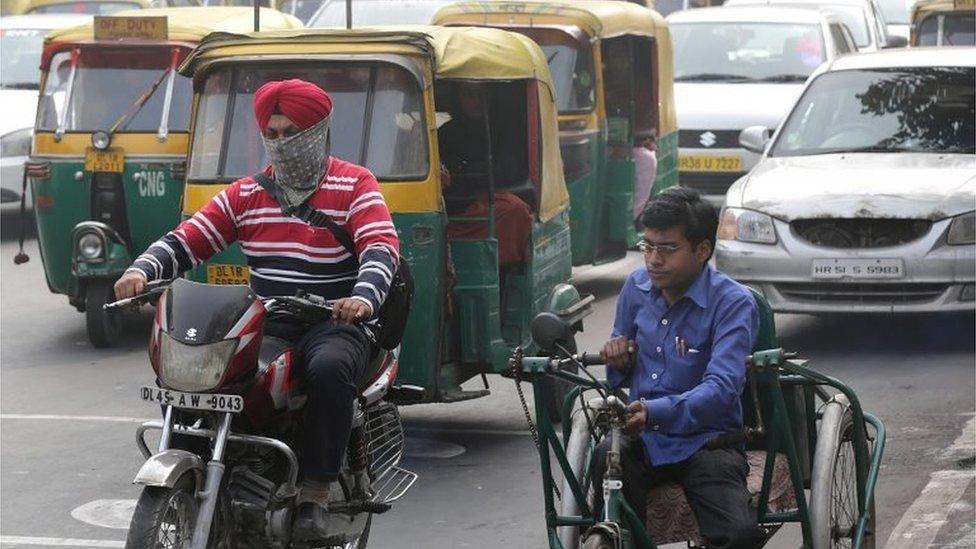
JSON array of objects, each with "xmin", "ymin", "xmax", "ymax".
[{"xmin": 133, "ymin": 448, "xmax": 204, "ymax": 489}]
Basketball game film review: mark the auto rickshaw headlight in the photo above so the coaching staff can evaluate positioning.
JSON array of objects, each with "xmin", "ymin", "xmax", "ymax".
[
  {"xmin": 78, "ymin": 233, "xmax": 104, "ymax": 260},
  {"xmin": 91, "ymin": 131, "xmax": 111, "ymax": 151},
  {"xmin": 947, "ymin": 211, "xmax": 975, "ymax": 246}
]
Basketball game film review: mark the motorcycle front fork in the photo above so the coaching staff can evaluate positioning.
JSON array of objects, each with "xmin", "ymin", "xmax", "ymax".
[{"xmin": 158, "ymin": 407, "xmax": 234, "ymax": 549}]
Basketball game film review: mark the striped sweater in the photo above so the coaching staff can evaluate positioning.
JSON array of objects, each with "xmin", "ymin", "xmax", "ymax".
[{"xmin": 129, "ymin": 157, "xmax": 400, "ymax": 317}]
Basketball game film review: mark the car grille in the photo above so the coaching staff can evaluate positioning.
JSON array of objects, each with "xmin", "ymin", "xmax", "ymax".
[
  {"xmin": 791, "ymin": 218, "xmax": 932, "ymax": 248},
  {"xmin": 776, "ymin": 282, "xmax": 948, "ymax": 304},
  {"xmin": 679, "ymin": 129, "xmax": 741, "ymax": 149},
  {"xmin": 680, "ymin": 172, "xmax": 746, "ymax": 196}
]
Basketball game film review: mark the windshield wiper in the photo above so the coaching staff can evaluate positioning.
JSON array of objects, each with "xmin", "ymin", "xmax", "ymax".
[
  {"xmin": 546, "ymin": 50, "xmax": 560, "ymax": 64},
  {"xmin": 108, "ymin": 66, "xmax": 173, "ymax": 135},
  {"xmin": 0, "ymin": 83, "xmax": 39, "ymax": 90},
  {"xmin": 674, "ymin": 73, "xmax": 754, "ymax": 82},
  {"xmin": 757, "ymin": 73, "xmax": 809, "ymax": 83},
  {"xmin": 832, "ymin": 144, "xmax": 917, "ymax": 153}
]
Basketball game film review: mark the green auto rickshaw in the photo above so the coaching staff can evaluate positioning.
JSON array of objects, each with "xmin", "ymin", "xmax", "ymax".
[
  {"xmin": 433, "ymin": 0, "xmax": 680, "ymax": 265},
  {"xmin": 176, "ymin": 25, "xmax": 593, "ymax": 416},
  {"xmin": 24, "ymin": 7, "xmax": 302, "ymax": 348}
]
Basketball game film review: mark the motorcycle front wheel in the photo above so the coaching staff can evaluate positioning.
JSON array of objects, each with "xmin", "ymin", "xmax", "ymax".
[{"xmin": 125, "ymin": 474, "xmax": 198, "ymax": 549}]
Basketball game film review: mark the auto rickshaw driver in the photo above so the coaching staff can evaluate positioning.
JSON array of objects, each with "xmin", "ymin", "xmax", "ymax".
[{"xmin": 595, "ymin": 187, "xmax": 766, "ymax": 549}]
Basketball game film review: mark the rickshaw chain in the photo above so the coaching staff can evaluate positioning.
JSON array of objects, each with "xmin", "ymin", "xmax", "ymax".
[{"xmin": 511, "ymin": 349, "xmax": 562, "ymax": 501}]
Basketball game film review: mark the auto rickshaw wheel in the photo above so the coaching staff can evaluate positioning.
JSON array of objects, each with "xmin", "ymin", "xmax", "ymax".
[
  {"xmin": 85, "ymin": 280, "xmax": 122, "ymax": 348},
  {"xmin": 580, "ymin": 530, "xmax": 615, "ymax": 549},
  {"xmin": 810, "ymin": 395, "xmax": 875, "ymax": 549},
  {"xmin": 540, "ymin": 336, "xmax": 578, "ymax": 424}
]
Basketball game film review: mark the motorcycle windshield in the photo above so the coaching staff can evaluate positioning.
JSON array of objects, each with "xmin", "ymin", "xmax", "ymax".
[{"xmin": 164, "ymin": 279, "xmax": 257, "ymax": 345}]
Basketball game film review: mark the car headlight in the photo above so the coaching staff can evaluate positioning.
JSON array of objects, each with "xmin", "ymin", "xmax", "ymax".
[
  {"xmin": 717, "ymin": 207, "xmax": 777, "ymax": 244},
  {"xmin": 947, "ymin": 211, "xmax": 975, "ymax": 245},
  {"xmin": 91, "ymin": 130, "xmax": 111, "ymax": 151},
  {"xmin": 77, "ymin": 232, "xmax": 104, "ymax": 260},
  {"xmin": 159, "ymin": 334, "xmax": 237, "ymax": 392},
  {"xmin": 1, "ymin": 128, "xmax": 32, "ymax": 158}
]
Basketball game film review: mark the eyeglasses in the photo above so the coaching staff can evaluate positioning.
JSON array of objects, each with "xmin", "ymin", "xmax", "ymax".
[{"xmin": 636, "ymin": 240, "xmax": 684, "ymax": 257}]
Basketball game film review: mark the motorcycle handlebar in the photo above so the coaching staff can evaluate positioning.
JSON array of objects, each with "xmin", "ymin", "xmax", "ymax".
[{"xmin": 103, "ymin": 280, "xmax": 171, "ymax": 311}]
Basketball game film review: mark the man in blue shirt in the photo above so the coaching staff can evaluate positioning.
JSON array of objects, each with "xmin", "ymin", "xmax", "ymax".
[{"xmin": 593, "ymin": 187, "xmax": 764, "ymax": 548}]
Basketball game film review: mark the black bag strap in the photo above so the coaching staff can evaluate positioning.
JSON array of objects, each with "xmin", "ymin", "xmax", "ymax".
[{"xmin": 252, "ymin": 172, "xmax": 357, "ymax": 256}]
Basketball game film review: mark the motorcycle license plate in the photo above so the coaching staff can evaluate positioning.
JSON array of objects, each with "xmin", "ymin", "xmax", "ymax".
[
  {"xmin": 84, "ymin": 147, "xmax": 124, "ymax": 173},
  {"xmin": 679, "ymin": 154, "xmax": 742, "ymax": 172},
  {"xmin": 206, "ymin": 264, "xmax": 250, "ymax": 285},
  {"xmin": 140, "ymin": 386, "xmax": 244, "ymax": 413}
]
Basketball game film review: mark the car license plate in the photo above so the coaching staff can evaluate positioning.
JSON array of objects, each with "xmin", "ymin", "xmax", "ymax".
[
  {"xmin": 141, "ymin": 386, "xmax": 244, "ymax": 413},
  {"xmin": 206, "ymin": 264, "xmax": 250, "ymax": 285},
  {"xmin": 811, "ymin": 258, "xmax": 904, "ymax": 279},
  {"xmin": 84, "ymin": 147, "xmax": 124, "ymax": 173},
  {"xmin": 679, "ymin": 154, "xmax": 742, "ymax": 172}
]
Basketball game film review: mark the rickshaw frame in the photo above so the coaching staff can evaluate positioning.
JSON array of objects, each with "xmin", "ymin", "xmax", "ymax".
[{"xmin": 509, "ymin": 293, "xmax": 886, "ymax": 548}]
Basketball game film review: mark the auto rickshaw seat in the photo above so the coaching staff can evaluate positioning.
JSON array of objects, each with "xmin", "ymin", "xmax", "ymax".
[{"xmin": 643, "ymin": 289, "xmax": 799, "ymax": 544}]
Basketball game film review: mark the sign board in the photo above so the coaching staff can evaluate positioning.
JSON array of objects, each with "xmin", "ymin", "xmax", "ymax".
[{"xmin": 93, "ymin": 16, "xmax": 168, "ymax": 41}]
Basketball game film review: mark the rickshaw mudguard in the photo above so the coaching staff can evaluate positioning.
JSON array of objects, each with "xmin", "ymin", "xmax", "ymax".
[{"xmin": 547, "ymin": 284, "xmax": 594, "ymax": 329}]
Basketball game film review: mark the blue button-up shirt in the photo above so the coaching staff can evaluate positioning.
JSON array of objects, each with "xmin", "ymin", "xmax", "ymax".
[{"xmin": 608, "ymin": 264, "xmax": 759, "ymax": 466}]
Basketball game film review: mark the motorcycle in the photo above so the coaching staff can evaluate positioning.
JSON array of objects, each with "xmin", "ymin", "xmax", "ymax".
[{"xmin": 107, "ymin": 278, "xmax": 421, "ymax": 548}]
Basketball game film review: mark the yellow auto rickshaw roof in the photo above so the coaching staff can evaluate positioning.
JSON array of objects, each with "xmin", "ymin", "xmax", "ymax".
[
  {"xmin": 44, "ymin": 6, "xmax": 303, "ymax": 45},
  {"xmin": 432, "ymin": 0, "xmax": 664, "ymax": 39},
  {"xmin": 911, "ymin": 0, "xmax": 975, "ymax": 20},
  {"xmin": 179, "ymin": 25, "xmax": 570, "ymax": 220}
]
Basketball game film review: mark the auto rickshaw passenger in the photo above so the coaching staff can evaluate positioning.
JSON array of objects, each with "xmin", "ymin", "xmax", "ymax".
[
  {"xmin": 595, "ymin": 187, "xmax": 765, "ymax": 549},
  {"xmin": 113, "ymin": 79, "xmax": 400, "ymax": 534}
]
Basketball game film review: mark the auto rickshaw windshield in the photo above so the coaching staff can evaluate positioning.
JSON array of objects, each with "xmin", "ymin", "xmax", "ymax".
[
  {"xmin": 36, "ymin": 46, "xmax": 192, "ymax": 133},
  {"xmin": 29, "ymin": 1, "xmax": 142, "ymax": 14},
  {"xmin": 506, "ymin": 27, "xmax": 595, "ymax": 114},
  {"xmin": 916, "ymin": 12, "xmax": 976, "ymax": 45},
  {"xmin": 1, "ymin": 28, "xmax": 46, "ymax": 90},
  {"xmin": 187, "ymin": 62, "xmax": 429, "ymax": 182}
]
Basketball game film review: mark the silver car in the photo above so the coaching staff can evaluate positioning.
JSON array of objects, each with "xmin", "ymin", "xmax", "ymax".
[
  {"xmin": 669, "ymin": 6, "xmax": 859, "ymax": 203},
  {"xmin": 716, "ymin": 47, "xmax": 976, "ymax": 314}
]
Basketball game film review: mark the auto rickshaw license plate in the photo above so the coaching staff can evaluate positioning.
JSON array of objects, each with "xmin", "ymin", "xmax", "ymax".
[
  {"xmin": 207, "ymin": 264, "xmax": 250, "ymax": 285},
  {"xmin": 84, "ymin": 147, "xmax": 124, "ymax": 173},
  {"xmin": 679, "ymin": 155, "xmax": 742, "ymax": 172},
  {"xmin": 141, "ymin": 386, "xmax": 244, "ymax": 413}
]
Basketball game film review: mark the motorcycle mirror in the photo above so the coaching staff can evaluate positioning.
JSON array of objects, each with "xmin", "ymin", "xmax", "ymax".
[{"xmin": 531, "ymin": 312, "xmax": 571, "ymax": 352}]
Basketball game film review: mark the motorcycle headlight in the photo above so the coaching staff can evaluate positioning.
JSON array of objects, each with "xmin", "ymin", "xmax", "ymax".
[
  {"xmin": 717, "ymin": 207, "xmax": 777, "ymax": 244},
  {"xmin": 159, "ymin": 334, "xmax": 237, "ymax": 392},
  {"xmin": 1, "ymin": 128, "xmax": 32, "ymax": 158},
  {"xmin": 77, "ymin": 232, "xmax": 104, "ymax": 260},
  {"xmin": 91, "ymin": 130, "xmax": 111, "ymax": 151},
  {"xmin": 947, "ymin": 211, "xmax": 975, "ymax": 246}
]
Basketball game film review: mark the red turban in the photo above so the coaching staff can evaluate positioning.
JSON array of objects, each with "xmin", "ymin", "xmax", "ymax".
[{"xmin": 253, "ymin": 79, "xmax": 333, "ymax": 133}]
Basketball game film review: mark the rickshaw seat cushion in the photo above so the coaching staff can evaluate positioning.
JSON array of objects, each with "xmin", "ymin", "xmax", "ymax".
[{"xmin": 644, "ymin": 451, "xmax": 797, "ymax": 545}]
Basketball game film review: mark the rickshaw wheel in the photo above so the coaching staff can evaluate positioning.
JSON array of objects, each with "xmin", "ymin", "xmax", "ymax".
[
  {"xmin": 580, "ymin": 531, "xmax": 615, "ymax": 549},
  {"xmin": 810, "ymin": 397, "xmax": 875, "ymax": 549},
  {"xmin": 86, "ymin": 280, "xmax": 123, "ymax": 348}
]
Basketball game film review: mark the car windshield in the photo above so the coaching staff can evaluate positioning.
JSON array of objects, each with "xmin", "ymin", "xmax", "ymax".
[
  {"xmin": 277, "ymin": 0, "xmax": 325, "ymax": 22},
  {"xmin": 671, "ymin": 22, "xmax": 825, "ymax": 83},
  {"xmin": 0, "ymin": 28, "xmax": 46, "ymax": 89},
  {"xmin": 876, "ymin": 0, "xmax": 911, "ymax": 24},
  {"xmin": 188, "ymin": 62, "xmax": 429, "ymax": 181},
  {"xmin": 36, "ymin": 46, "xmax": 192, "ymax": 133},
  {"xmin": 917, "ymin": 12, "xmax": 976, "ymax": 46},
  {"xmin": 28, "ymin": 1, "xmax": 141, "ymax": 14},
  {"xmin": 508, "ymin": 27, "xmax": 596, "ymax": 113},
  {"xmin": 308, "ymin": 0, "xmax": 448, "ymax": 26},
  {"xmin": 772, "ymin": 67, "xmax": 975, "ymax": 156}
]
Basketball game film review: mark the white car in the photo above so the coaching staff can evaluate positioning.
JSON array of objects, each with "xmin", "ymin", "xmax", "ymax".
[
  {"xmin": 0, "ymin": 13, "xmax": 90, "ymax": 203},
  {"xmin": 668, "ymin": 6, "xmax": 859, "ymax": 203},
  {"xmin": 307, "ymin": 0, "xmax": 452, "ymax": 27},
  {"xmin": 725, "ymin": 0, "xmax": 906, "ymax": 50},
  {"xmin": 716, "ymin": 47, "xmax": 975, "ymax": 314}
]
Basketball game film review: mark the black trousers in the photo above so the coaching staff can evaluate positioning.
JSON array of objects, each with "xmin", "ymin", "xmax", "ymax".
[
  {"xmin": 267, "ymin": 318, "xmax": 374, "ymax": 482},
  {"xmin": 592, "ymin": 436, "xmax": 764, "ymax": 549}
]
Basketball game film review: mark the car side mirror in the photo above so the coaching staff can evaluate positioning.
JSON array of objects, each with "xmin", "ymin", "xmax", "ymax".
[
  {"xmin": 531, "ymin": 312, "xmax": 572, "ymax": 353},
  {"xmin": 884, "ymin": 35, "xmax": 909, "ymax": 48},
  {"xmin": 739, "ymin": 126, "xmax": 771, "ymax": 155}
]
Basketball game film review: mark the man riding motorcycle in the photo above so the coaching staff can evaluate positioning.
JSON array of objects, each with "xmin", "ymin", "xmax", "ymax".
[{"xmin": 114, "ymin": 78, "xmax": 400, "ymax": 531}]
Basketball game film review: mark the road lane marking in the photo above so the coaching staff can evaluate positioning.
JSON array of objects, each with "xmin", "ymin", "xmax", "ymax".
[
  {"xmin": 70, "ymin": 500, "xmax": 135, "ymax": 530},
  {"xmin": 886, "ymin": 416, "xmax": 976, "ymax": 549},
  {"xmin": 0, "ymin": 536, "xmax": 124, "ymax": 547},
  {"xmin": 0, "ymin": 414, "xmax": 152, "ymax": 423}
]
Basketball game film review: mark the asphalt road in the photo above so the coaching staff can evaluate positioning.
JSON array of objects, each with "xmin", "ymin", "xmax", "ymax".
[{"xmin": 1, "ymin": 207, "xmax": 973, "ymax": 548}]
